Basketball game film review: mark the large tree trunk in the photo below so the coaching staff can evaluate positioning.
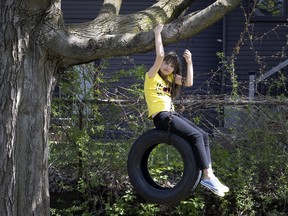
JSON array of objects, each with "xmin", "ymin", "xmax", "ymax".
[
  {"xmin": 0, "ymin": 43, "xmax": 55, "ymax": 216},
  {"xmin": 0, "ymin": 2, "xmax": 56, "ymax": 215}
]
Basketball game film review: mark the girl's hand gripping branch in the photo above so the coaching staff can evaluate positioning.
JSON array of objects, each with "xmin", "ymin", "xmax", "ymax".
[{"xmin": 148, "ymin": 24, "xmax": 165, "ymax": 78}]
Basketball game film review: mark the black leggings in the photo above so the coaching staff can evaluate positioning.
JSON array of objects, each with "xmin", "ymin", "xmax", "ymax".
[{"xmin": 153, "ymin": 111, "xmax": 211, "ymax": 169}]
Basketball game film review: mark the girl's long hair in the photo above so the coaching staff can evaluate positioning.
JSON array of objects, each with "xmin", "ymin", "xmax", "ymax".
[{"xmin": 159, "ymin": 51, "xmax": 184, "ymax": 99}]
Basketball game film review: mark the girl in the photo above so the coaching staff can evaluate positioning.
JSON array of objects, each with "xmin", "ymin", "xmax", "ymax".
[{"xmin": 144, "ymin": 24, "xmax": 229, "ymax": 197}]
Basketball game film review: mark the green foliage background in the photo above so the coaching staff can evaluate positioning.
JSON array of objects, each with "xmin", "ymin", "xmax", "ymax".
[{"xmin": 49, "ymin": 61, "xmax": 288, "ymax": 216}]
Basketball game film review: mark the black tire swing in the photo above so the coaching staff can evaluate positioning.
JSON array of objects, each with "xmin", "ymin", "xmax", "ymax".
[{"xmin": 127, "ymin": 129, "xmax": 202, "ymax": 204}]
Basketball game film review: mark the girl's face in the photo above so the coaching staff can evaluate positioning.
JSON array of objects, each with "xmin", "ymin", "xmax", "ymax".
[{"xmin": 160, "ymin": 60, "xmax": 175, "ymax": 76}]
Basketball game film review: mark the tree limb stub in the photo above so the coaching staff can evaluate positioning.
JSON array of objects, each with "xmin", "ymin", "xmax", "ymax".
[{"xmin": 97, "ymin": 0, "xmax": 122, "ymax": 17}]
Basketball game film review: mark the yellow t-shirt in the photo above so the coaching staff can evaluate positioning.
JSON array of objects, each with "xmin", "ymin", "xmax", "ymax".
[{"xmin": 144, "ymin": 72, "xmax": 174, "ymax": 118}]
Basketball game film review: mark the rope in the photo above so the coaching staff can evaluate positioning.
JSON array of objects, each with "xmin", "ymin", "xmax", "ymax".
[{"xmin": 179, "ymin": 38, "xmax": 190, "ymax": 109}]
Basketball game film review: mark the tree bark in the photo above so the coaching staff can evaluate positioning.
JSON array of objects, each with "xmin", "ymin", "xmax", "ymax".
[
  {"xmin": 0, "ymin": 0, "xmax": 241, "ymax": 215},
  {"xmin": 0, "ymin": 1, "xmax": 55, "ymax": 215}
]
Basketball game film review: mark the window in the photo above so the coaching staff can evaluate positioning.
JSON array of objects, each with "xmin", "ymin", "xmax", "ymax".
[{"xmin": 251, "ymin": 0, "xmax": 288, "ymax": 21}]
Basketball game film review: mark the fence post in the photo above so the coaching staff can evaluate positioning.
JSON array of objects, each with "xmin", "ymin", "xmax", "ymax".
[
  {"xmin": 249, "ymin": 71, "xmax": 255, "ymax": 100},
  {"xmin": 78, "ymin": 102, "xmax": 84, "ymax": 178}
]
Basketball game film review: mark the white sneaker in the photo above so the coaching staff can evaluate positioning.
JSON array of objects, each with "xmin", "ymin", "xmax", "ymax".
[
  {"xmin": 214, "ymin": 177, "xmax": 229, "ymax": 193},
  {"xmin": 200, "ymin": 178, "xmax": 225, "ymax": 197}
]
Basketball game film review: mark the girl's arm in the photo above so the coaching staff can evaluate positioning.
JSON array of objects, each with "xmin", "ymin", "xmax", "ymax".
[
  {"xmin": 175, "ymin": 49, "xmax": 194, "ymax": 87},
  {"xmin": 147, "ymin": 24, "xmax": 165, "ymax": 78}
]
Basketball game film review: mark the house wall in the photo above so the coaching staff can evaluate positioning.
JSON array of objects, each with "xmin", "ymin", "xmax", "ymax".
[{"xmin": 61, "ymin": 0, "xmax": 101, "ymax": 23}]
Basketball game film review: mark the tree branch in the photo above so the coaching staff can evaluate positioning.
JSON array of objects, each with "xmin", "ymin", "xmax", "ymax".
[
  {"xmin": 97, "ymin": 0, "xmax": 122, "ymax": 17},
  {"xmin": 112, "ymin": 0, "xmax": 194, "ymax": 34},
  {"xmin": 163, "ymin": 0, "xmax": 242, "ymax": 43},
  {"xmin": 46, "ymin": 0, "xmax": 241, "ymax": 68},
  {"xmin": 22, "ymin": 0, "xmax": 51, "ymax": 10}
]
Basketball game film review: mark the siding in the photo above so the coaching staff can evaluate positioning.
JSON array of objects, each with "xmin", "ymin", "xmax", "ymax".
[{"xmin": 61, "ymin": 0, "xmax": 102, "ymax": 23}]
